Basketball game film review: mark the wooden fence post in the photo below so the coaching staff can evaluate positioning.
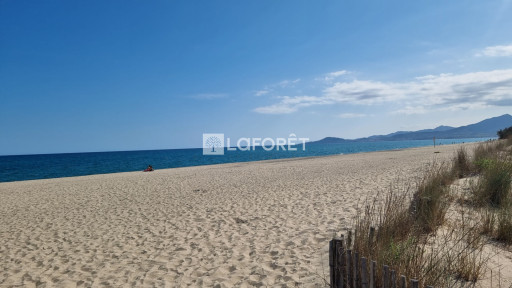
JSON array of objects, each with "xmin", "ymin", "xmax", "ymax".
[
  {"xmin": 368, "ymin": 227, "xmax": 375, "ymax": 250},
  {"xmin": 391, "ymin": 270, "xmax": 396, "ymax": 288},
  {"xmin": 370, "ymin": 260, "xmax": 376, "ymax": 288},
  {"xmin": 346, "ymin": 249, "xmax": 352, "ymax": 288},
  {"xmin": 335, "ymin": 236, "xmax": 345, "ymax": 288},
  {"xmin": 361, "ymin": 257, "xmax": 368, "ymax": 288},
  {"xmin": 354, "ymin": 251, "xmax": 359, "ymax": 288},
  {"xmin": 400, "ymin": 275, "xmax": 406, "ymax": 288},
  {"xmin": 331, "ymin": 228, "xmax": 432, "ymax": 288},
  {"xmin": 329, "ymin": 238, "xmax": 335, "ymax": 286},
  {"xmin": 383, "ymin": 265, "xmax": 389, "ymax": 288}
]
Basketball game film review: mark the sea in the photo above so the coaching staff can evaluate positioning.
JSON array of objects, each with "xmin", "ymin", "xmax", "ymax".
[{"xmin": 0, "ymin": 138, "xmax": 492, "ymax": 183}]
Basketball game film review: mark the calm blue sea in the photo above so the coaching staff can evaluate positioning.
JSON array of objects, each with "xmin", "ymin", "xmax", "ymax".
[{"xmin": 0, "ymin": 138, "xmax": 492, "ymax": 183}]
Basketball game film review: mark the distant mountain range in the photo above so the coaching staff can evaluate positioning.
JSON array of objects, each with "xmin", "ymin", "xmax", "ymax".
[{"xmin": 312, "ymin": 114, "xmax": 512, "ymax": 144}]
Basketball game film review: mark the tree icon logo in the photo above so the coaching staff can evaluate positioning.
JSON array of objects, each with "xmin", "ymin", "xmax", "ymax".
[{"xmin": 203, "ymin": 133, "xmax": 224, "ymax": 155}]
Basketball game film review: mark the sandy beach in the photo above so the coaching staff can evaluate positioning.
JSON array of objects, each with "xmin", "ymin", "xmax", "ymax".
[{"xmin": 0, "ymin": 143, "xmax": 506, "ymax": 287}]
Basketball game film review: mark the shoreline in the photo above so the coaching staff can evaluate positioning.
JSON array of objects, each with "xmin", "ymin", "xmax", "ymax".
[{"xmin": 0, "ymin": 142, "xmax": 478, "ymax": 185}]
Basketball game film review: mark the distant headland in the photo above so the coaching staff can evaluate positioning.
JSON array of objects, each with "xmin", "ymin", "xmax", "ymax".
[{"xmin": 311, "ymin": 114, "xmax": 512, "ymax": 144}]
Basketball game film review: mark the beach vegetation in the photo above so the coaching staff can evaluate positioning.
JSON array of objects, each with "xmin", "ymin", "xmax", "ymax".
[
  {"xmin": 470, "ymin": 158, "xmax": 512, "ymax": 207},
  {"xmin": 332, "ymin": 139, "xmax": 512, "ymax": 286},
  {"xmin": 452, "ymin": 146, "xmax": 472, "ymax": 178},
  {"xmin": 410, "ymin": 163, "xmax": 453, "ymax": 233},
  {"xmin": 351, "ymin": 173, "xmax": 486, "ymax": 287}
]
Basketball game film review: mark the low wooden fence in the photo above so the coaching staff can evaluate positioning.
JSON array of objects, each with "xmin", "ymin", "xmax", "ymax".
[{"xmin": 329, "ymin": 235, "xmax": 433, "ymax": 288}]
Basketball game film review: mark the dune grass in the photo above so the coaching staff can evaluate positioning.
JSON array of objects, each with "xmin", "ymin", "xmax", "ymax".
[
  {"xmin": 333, "ymin": 140, "xmax": 512, "ymax": 287},
  {"xmin": 346, "ymin": 140, "xmax": 512, "ymax": 286},
  {"xmin": 410, "ymin": 163, "xmax": 453, "ymax": 234},
  {"xmin": 452, "ymin": 146, "xmax": 472, "ymax": 179},
  {"xmin": 471, "ymin": 158, "xmax": 512, "ymax": 208},
  {"xmin": 462, "ymin": 140, "xmax": 512, "ymax": 246},
  {"xmin": 349, "ymin": 163, "xmax": 487, "ymax": 287}
]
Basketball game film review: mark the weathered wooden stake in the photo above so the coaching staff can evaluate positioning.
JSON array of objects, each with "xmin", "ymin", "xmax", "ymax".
[
  {"xmin": 346, "ymin": 249, "xmax": 352, "ymax": 288},
  {"xmin": 391, "ymin": 270, "xmax": 396, "ymax": 288},
  {"xmin": 400, "ymin": 275, "xmax": 406, "ymax": 288},
  {"xmin": 329, "ymin": 238, "xmax": 336, "ymax": 286},
  {"xmin": 361, "ymin": 257, "xmax": 368, "ymax": 288},
  {"xmin": 334, "ymin": 236, "xmax": 345, "ymax": 288},
  {"xmin": 354, "ymin": 251, "xmax": 359, "ymax": 288},
  {"xmin": 410, "ymin": 279, "xmax": 419, "ymax": 288},
  {"xmin": 370, "ymin": 260, "xmax": 376, "ymax": 288},
  {"xmin": 383, "ymin": 265, "xmax": 389, "ymax": 288}
]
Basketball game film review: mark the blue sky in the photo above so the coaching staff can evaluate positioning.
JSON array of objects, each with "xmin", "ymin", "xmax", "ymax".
[{"xmin": 1, "ymin": 0, "xmax": 512, "ymax": 155}]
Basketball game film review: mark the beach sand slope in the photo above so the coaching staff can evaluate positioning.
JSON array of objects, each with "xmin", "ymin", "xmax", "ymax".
[{"xmin": 0, "ymin": 144, "xmax": 480, "ymax": 287}]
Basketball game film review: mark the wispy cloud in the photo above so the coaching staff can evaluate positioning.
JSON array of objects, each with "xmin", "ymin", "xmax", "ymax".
[
  {"xmin": 254, "ymin": 90, "xmax": 269, "ymax": 96},
  {"xmin": 254, "ymin": 69, "xmax": 512, "ymax": 114},
  {"xmin": 319, "ymin": 70, "xmax": 349, "ymax": 82},
  {"xmin": 253, "ymin": 96, "xmax": 331, "ymax": 114},
  {"xmin": 278, "ymin": 78, "xmax": 301, "ymax": 87},
  {"xmin": 392, "ymin": 106, "xmax": 428, "ymax": 115},
  {"xmin": 476, "ymin": 44, "xmax": 512, "ymax": 57},
  {"xmin": 337, "ymin": 113, "xmax": 367, "ymax": 118},
  {"xmin": 253, "ymin": 79, "xmax": 300, "ymax": 96}
]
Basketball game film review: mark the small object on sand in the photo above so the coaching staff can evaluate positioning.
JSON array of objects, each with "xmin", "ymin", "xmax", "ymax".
[{"xmin": 234, "ymin": 217, "xmax": 248, "ymax": 224}]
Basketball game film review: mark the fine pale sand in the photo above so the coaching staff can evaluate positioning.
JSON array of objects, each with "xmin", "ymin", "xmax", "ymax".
[{"xmin": 0, "ymin": 143, "xmax": 510, "ymax": 287}]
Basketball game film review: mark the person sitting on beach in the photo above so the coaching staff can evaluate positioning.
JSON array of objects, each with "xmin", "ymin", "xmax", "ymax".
[{"xmin": 144, "ymin": 165, "xmax": 154, "ymax": 172}]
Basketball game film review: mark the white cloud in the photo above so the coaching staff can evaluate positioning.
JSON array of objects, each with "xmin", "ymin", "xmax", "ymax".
[
  {"xmin": 253, "ymin": 96, "xmax": 332, "ymax": 114},
  {"xmin": 337, "ymin": 113, "xmax": 366, "ymax": 118},
  {"xmin": 321, "ymin": 70, "xmax": 349, "ymax": 81},
  {"xmin": 477, "ymin": 44, "xmax": 512, "ymax": 57},
  {"xmin": 253, "ymin": 69, "xmax": 512, "ymax": 114},
  {"xmin": 323, "ymin": 80, "xmax": 407, "ymax": 104},
  {"xmin": 253, "ymin": 104, "xmax": 297, "ymax": 114},
  {"xmin": 255, "ymin": 90, "xmax": 269, "ymax": 96},
  {"xmin": 278, "ymin": 78, "xmax": 301, "ymax": 87}
]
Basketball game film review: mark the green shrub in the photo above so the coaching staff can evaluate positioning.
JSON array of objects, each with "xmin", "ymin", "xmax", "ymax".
[
  {"xmin": 497, "ymin": 126, "xmax": 512, "ymax": 140},
  {"xmin": 473, "ymin": 158, "xmax": 494, "ymax": 172}
]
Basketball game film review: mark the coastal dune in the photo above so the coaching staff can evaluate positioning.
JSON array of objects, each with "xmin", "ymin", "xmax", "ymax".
[{"xmin": 0, "ymin": 144, "xmax": 482, "ymax": 287}]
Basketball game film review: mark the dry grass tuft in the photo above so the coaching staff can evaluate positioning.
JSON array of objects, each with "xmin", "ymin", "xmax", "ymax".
[
  {"xmin": 410, "ymin": 163, "xmax": 454, "ymax": 233},
  {"xmin": 452, "ymin": 146, "xmax": 473, "ymax": 178},
  {"xmin": 495, "ymin": 207, "xmax": 512, "ymax": 244},
  {"xmin": 471, "ymin": 158, "xmax": 512, "ymax": 207}
]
